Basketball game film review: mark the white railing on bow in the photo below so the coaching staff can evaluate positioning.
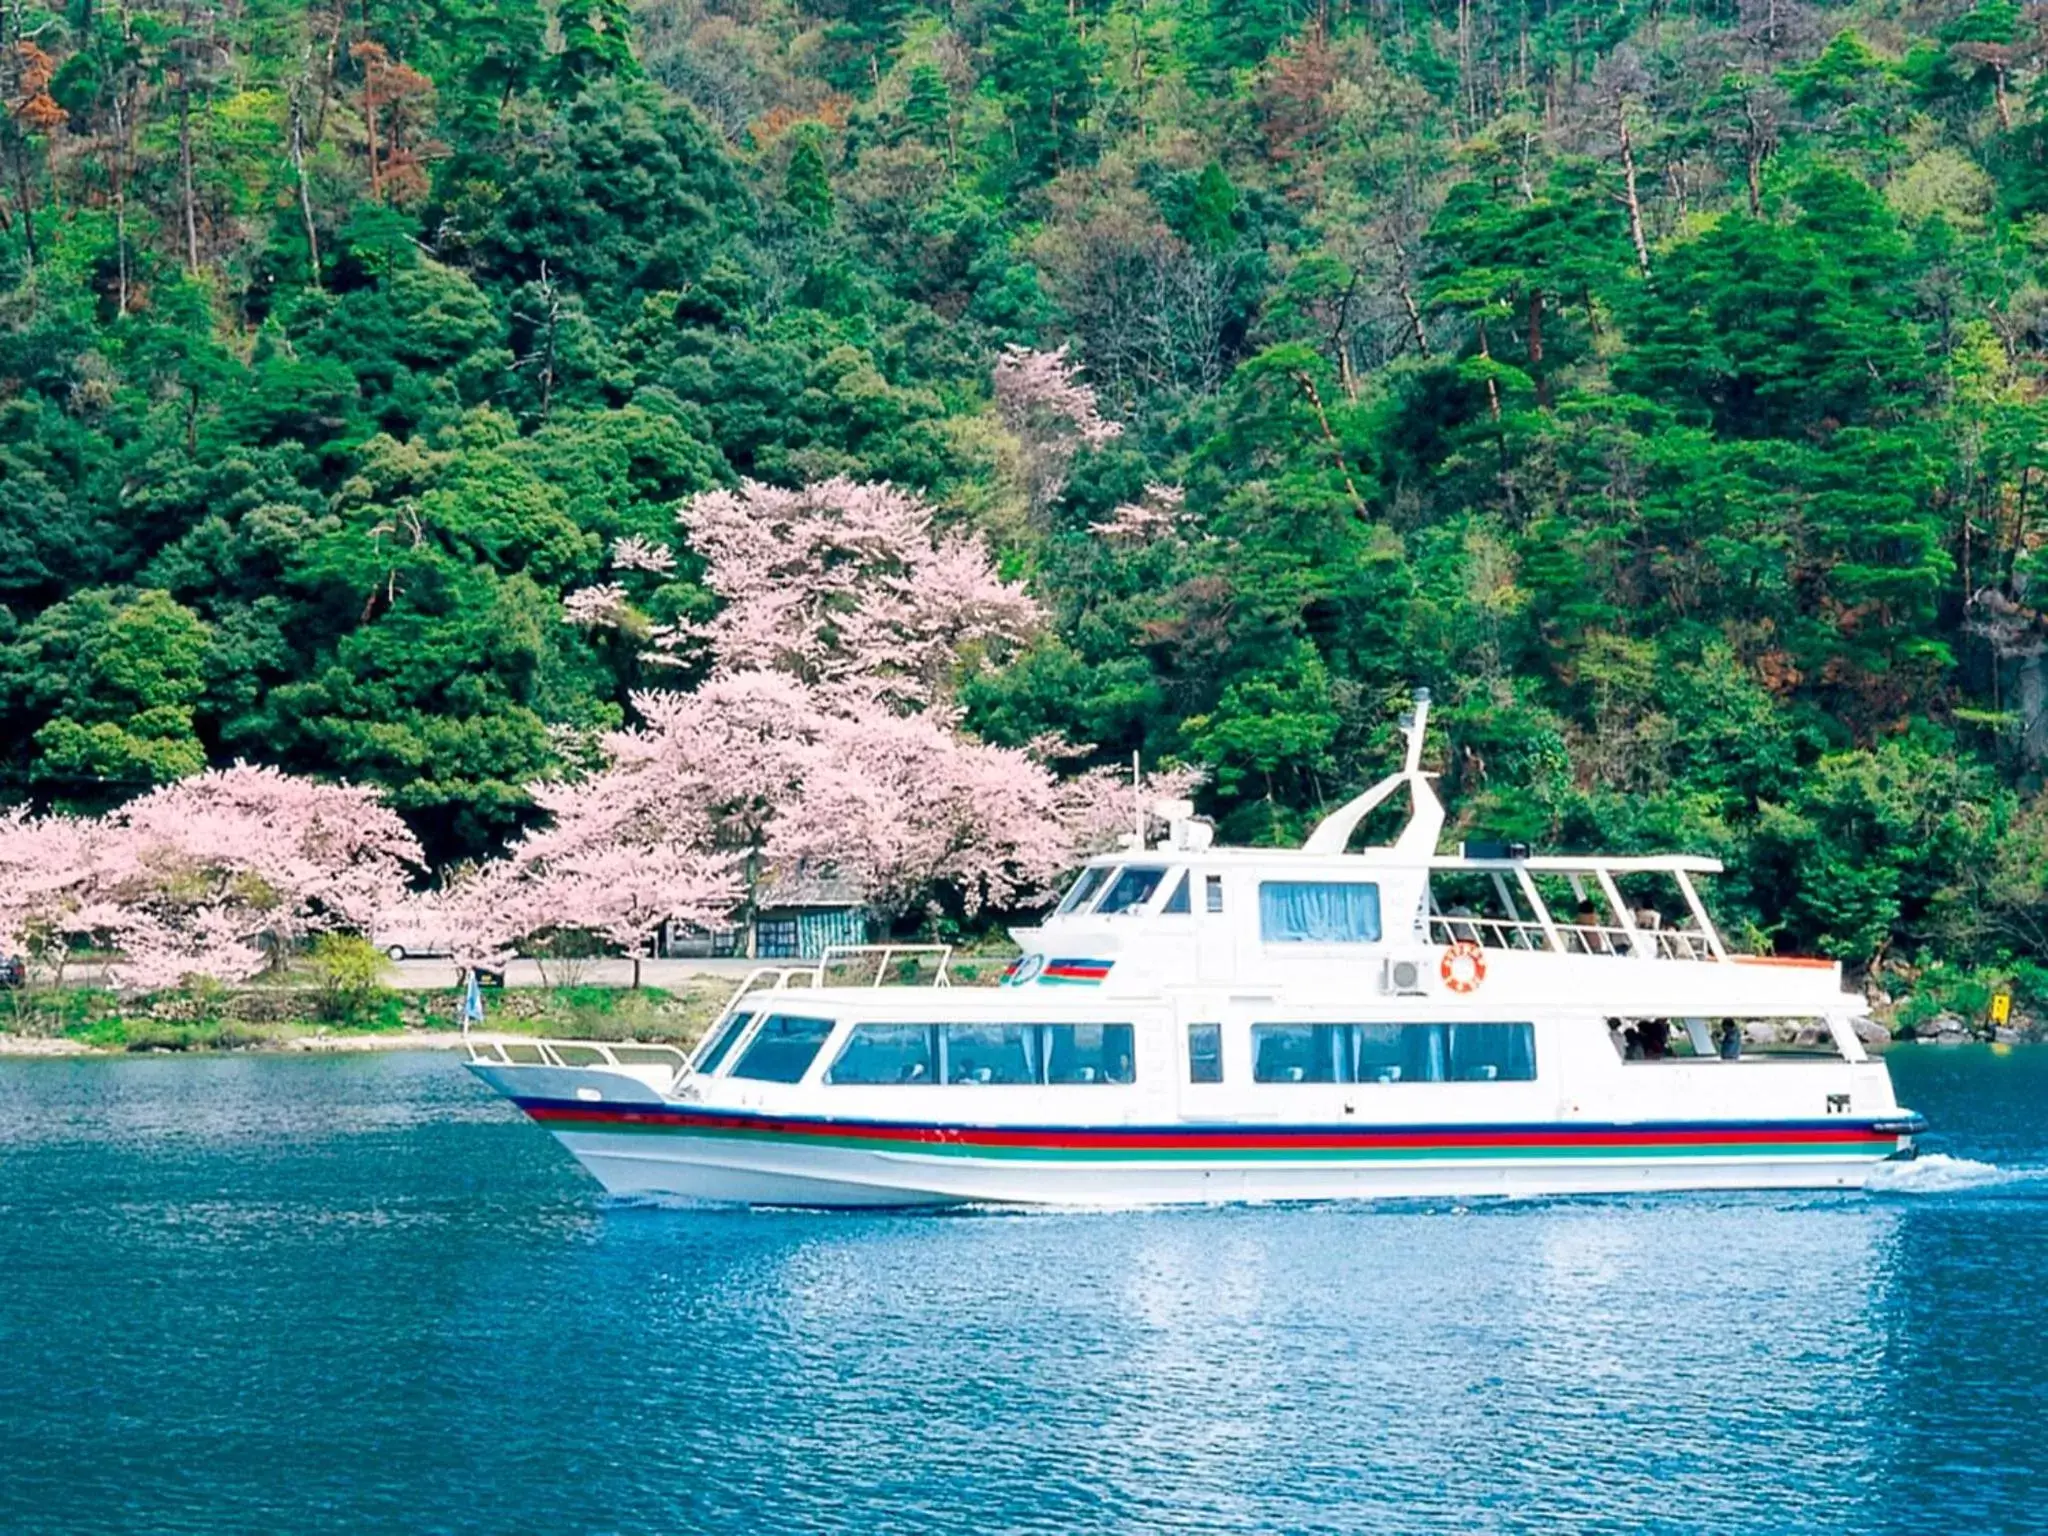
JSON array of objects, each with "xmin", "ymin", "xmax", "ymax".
[{"xmin": 465, "ymin": 1036, "xmax": 692, "ymax": 1078}]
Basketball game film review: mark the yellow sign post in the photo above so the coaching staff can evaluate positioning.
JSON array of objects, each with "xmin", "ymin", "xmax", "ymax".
[{"xmin": 1991, "ymin": 992, "xmax": 2012, "ymax": 1026}]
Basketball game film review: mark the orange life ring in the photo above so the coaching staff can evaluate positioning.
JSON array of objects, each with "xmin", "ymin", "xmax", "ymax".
[{"xmin": 1440, "ymin": 940, "xmax": 1486, "ymax": 994}]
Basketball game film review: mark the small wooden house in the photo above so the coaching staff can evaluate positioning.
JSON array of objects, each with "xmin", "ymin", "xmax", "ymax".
[
  {"xmin": 748, "ymin": 865, "xmax": 871, "ymax": 960},
  {"xmin": 657, "ymin": 864, "xmax": 870, "ymax": 961}
]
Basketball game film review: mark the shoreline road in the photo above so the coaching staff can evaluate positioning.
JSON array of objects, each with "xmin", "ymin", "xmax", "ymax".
[{"xmin": 383, "ymin": 957, "xmax": 766, "ymax": 990}]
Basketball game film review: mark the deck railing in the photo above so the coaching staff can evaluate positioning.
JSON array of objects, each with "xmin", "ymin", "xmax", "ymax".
[
  {"xmin": 815, "ymin": 943, "xmax": 954, "ymax": 989},
  {"xmin": 1425, "ymin": 914, "xmax": 1550, "ymax": 951},
  {"xmin": 1425, "ymin": 916, "xmax": 1715, "ymax": 961}
]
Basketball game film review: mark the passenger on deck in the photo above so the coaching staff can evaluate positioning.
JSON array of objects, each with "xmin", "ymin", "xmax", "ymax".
[
  {"xmin": 1628, "ymin": 904, "xmax": 1665, "ymax": 958},
  {"xmin": 1640, "ymin": 1019, "xmax": 1671, "ymax": 1060},
  {"xmin": 1574, "ymin": 899, "xmax": 1611, "ymax": 955},
  {"xmin": 1718, "ymin": 1019, "xmax": 1742, "ymax": 1060}
]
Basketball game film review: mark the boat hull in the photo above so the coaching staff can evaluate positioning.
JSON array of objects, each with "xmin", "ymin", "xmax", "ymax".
[{"xmin": 497, "ymin": 1086, "xmax": 1914, "ymax": 1209}]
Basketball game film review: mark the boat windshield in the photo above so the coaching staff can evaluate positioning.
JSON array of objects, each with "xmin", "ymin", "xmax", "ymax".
[
  {"xmin": 726, "ymin": 1014, "xmax": 836, "ymax": 1083},
  {"xmin": 1096, "ymin": 866, "xmax": 1168, "ymax": 914},
  {"xmin": 692, "ymin": 1009, "xmax": 756, "ymax": 1074},
  {"xmin": 1057, "ymin": 866, "xmax": 1113, "ymax": 915}
]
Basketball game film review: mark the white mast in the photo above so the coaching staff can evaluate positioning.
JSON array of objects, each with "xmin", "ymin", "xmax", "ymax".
[{"xmin": 1301, "ymin": 687, "xmax": 1445, "ymax": 857}]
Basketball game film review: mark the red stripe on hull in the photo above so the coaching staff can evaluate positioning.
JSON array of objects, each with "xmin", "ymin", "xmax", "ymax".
[{"xmin": 521, "ymin": 1104, "xmax": 1897, "ymax": 1151}]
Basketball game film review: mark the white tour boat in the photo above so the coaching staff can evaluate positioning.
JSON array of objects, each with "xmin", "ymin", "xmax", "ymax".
[{"xmin": 466, "ymin": 693, "xmax": 1925, "ymax": 1208}]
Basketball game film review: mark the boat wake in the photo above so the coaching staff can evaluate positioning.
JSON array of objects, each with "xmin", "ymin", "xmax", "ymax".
[{"xmin": 1864, "ymin": 1153, "xmax": 2026, "ymax": 1196}]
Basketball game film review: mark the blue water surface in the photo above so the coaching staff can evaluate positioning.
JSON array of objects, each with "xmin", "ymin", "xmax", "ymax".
[{"xmin": 2, "ymin": 1046, "xmax": 2045, "ymax": 1535}]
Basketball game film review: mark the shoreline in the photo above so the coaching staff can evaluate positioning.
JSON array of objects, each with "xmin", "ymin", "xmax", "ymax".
[
  {"xmin": 6, "ymin": 1031, "xmax": 2013, "ymax": 1061},
  {"xmin": 0, "ymin": 1029, "xmax": 575, "ymax": 1058}
]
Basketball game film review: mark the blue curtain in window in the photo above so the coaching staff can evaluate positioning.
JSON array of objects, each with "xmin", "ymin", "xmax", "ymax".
[
  {"xmin": 1259, "ymin": 882, "xmax": 1382, "ymax": 943},
  {"xmin": 1019, "ymin": 1026, "xmax": 1045, "ymax": 1083}
]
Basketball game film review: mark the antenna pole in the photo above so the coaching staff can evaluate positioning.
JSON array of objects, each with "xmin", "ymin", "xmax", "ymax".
[{"xmin": 1132, "ymin": 750, "xmax": 1144, "ymax": 847}]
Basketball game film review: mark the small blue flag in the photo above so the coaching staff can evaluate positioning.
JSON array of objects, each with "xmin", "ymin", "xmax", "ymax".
[{"xmin": 461, "ymin": 969, "xmax": 486, "ymax": 1030}]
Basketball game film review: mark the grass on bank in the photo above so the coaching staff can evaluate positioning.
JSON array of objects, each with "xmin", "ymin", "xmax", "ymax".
[
  {"xmin": 2, "ymin": 934, "xmax": 1022, "ymax": 1052},
  {"xmin": 4, "ymin": 970, "xmax": 740, "ymax": 1054}
]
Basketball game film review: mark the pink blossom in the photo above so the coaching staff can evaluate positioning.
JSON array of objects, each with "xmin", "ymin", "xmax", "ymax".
[
  {"xmin": 609, "ymin": 534, "xmax": 678, "ymax": 575},
  {"xmin": 439, "ymin": 729, "xmax": 744, "ymax": 967},
  {"xmin": 471, "ymin": 467, "xmax": 1195, "ymax": 932},
  {"xmin": 1090, "ymin": 482, "xmax": 1187, "ymax": 544},
  {"xmin": 992, "ymin": 344, "xmax": 1124, "ymax": 515},
  {"xmin": 0, "ymin": 806, "xmax": 99, "ymax": 984},
  {"xmin": 562, "ymin": 583, "xmax": 631, "ymax": 629},
  {"xmin": 1053, "ymin": 761, "xmax": 1209, "ymax": 859},
  {"xmin": 95, "ymin": 766, "xmax": 425, "ymax": 990},
  {"xmin": 581, "ymin": 673, "xmax": 1074, "ymax": 919},
  {"xmin": 993, "ymin": 344, "xmax": 1123, "ymax": 448},
  {"xmin": 672, "ymin": 478, "xmax": 1040, "ymax": 712}
]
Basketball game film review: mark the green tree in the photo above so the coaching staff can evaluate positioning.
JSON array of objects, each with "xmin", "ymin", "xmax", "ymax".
[{"xmin": 1, "ymin": 589, "xmax": 212, "ymax": 791}]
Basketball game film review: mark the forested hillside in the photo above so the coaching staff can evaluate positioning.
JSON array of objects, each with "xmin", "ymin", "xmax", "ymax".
[{"xmin": 3, "ymin": 0, "xmax": 2048, "ymax": 987}]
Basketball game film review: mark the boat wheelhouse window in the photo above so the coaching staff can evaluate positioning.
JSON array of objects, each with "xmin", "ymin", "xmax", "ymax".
[
  {"xmin": 1162, "ymin": 872, "xmax": 1191, "ymax": 914},
  {"xmin": 1097, "ymin": 866, "xmax": 1168, "ymax": 914},
  {"xmin": 1187, "ymin": 1022, "xmax": 1223, "ymax": 1084},
  {"xmin": 1057, "ymin": 866, "xmax": 1112, "ymax": 915},
  {"xmin": 823, "ymin": 1024, "xmax": 1136, "ymax": 1086},
  {"xmin": 693, "ymin": 1010, "xmax": 758, "ymax": 1074},
  {"xmin": 1251, "ymin": 1023, "xmax": 1535, "ymax": 1084},
  {"xmin": 726, "ymin": 1014, "xmax": 835, "ymax": 1083},
  {"xmin": 1258, "ymin": 881, "xmax": 1382, "ymax": 943},
  {"xmin": 1205, "ymin": 875, "xmax": 1224, "ymax": 913}
]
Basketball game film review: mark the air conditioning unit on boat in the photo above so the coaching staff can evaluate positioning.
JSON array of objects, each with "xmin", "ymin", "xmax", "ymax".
[{"xmin": 1381, "ymin": 957, "xmax": 1427, "ymax": 996}]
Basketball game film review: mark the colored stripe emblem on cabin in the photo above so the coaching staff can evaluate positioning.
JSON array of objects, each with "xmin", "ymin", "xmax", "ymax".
[
  {"xmin": 1039, "ymin": 958, "xmax": 1113, "ymax": 986},
  {"xmin": 515, "ymin": 1099, "xmax": 1908, "ymax": 1165}
]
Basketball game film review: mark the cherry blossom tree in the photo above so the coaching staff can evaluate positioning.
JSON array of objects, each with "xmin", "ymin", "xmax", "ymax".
[
  {"xmin": 2, "ymin": 767, "xmax": 426, "ymax": 995},
  {"xmin": 631, "ymin": 675, "xmax": 1076, "ymax": 917},
  {"xmin": 94, "ymin": 766, "xmax": 425, "ymax": 991},
  {"xmin": 0, "ymin": 806, "xmax": 100, "ymax": 989},
  {"xmin": 992, "ymin": 344, "xmax": 1124, "ymax": 517},
  {"xmin": 654, "ymin": 477, "xmax": 1041, "ymax": 711},
  {"xmin": 1047, "ymin": 753, "xmax": 1209, "ymax": 859},
  {"xmin": 438, "ymin": 749, "xmax": 741, "ymax": 983},
  {"xmin": 518, "ymin": 470, "xmax": 1198, "ymax": 945}
]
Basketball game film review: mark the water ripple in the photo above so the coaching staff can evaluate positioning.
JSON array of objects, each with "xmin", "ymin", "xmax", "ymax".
[{"xmin": 1, "ymin": 1047, "xmax": 2045, "ymax": 1535}]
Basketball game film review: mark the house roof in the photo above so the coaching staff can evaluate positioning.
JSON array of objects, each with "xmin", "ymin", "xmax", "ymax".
[{"xmin": 756, "ymin": 862, "xmax": 867, "ymax": 909}]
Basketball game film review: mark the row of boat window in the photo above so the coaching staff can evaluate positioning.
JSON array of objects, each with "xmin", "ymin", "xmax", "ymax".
[
  {"xmin": 1058, "ymin": 866, "xmax": 1386, "ymax": 944},
  {"xmin": 1243, "ymin": 1022, "xmax": 1537, "ymax": 1084},
  {"xmin": 700, "ymin": 1016, "xmax": 1537, "ymax": 1086},
  {"xmin": 827, "ymin": 1024, "xmax": 1136, "ymax": 1086}
]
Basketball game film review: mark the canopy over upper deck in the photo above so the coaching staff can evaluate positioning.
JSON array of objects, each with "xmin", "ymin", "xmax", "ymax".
[{"xmin": 1033, "ymin": 690, "xmax": 1789, "ymax": 979}]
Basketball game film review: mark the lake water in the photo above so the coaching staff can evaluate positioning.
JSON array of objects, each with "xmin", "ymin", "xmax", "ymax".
[{"xmin": 2, "ymin": 1048, "xmax": 2045, "ymax": 1535}]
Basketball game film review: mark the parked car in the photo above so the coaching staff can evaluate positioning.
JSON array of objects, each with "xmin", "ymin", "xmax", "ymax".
[
  {"xmin": 0, "ymin": 955, "xmax": 24, "ymax": 988},
  {"xmin": 370, "ymin": 918, "xmax": 455, "ymax": 962}
]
